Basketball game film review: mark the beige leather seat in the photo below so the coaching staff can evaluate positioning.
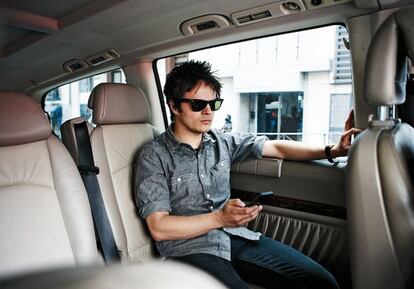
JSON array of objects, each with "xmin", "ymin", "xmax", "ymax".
[
  {"xmin": 0, "ymin": 91, "xmax": 99, "ymax": 278},
  {"xmin": 346, "ymin": 8, "xmax": 414, "ymax": 289},
  {"xmin": 1, "ymin": 261, "xmax": 227, "ymax": 289},
  {"xmin": 61, "ymin": 83, "xmax": 160, "ymax": 263},
  {"xmin": 0, "ymin": 90, "xmax": 227, "ymax": 289}
]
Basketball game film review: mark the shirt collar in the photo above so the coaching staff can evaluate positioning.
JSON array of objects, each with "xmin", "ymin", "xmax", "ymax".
[{"xmin": 166, "ymin": 124, "xmax": 216, "ymax": 150}]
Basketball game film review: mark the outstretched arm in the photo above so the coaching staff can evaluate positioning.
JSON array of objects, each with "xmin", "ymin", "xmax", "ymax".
[{"xmin": 262, "ymin": 110, "xmax": 361, "ymax": 160}]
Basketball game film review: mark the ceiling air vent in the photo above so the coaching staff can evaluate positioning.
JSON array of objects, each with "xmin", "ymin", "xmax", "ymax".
[
  {"xmin": 236, "ymin": 10, "xmax": 272, "ymax": 24},
  {"xmin": 85, "ymin": 49, "xmax": 120, "ymax": 66},
  {"xmin": 181, "ymin": 15, "xmax": 231, "ymax": 36},
  {"xmin": 63, "ymin": 59, "xmax": 89, "ymax": 73},
  {"xmin": 232, "ymin": 1, "xmax": 306, "ymax": 26}
]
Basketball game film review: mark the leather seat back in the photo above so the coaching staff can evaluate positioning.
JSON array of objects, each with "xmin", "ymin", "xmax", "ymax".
[
  {"xmin": 0, "ymin": 92, "xmax": 98, "ymax": 278},
  {"xmin": 61, "ymin": 83, "xmax": 160, "ymax": 262},
  {"xmin": 347, "ymin": 8, "xmax": 414, "ymax": 289}
]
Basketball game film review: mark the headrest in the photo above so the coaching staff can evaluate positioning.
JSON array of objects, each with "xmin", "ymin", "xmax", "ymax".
[
  {"xmin": 0, "ymin": 91, "xmax": 51, "ymax": 146},
  {"xmin": 364, "ymin": 8, "xmax": 414, "ymax": 106},
  {"xmin": 88, "ymin": 83, "xmax": 151, "ymax": 125}
]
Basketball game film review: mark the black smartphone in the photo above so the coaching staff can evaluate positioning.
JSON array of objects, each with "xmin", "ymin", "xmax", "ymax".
[{"xmin": 245, "ymin": 191, "xmax": 273, "ymax": 207}]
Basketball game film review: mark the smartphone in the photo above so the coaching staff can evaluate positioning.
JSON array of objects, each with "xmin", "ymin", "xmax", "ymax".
[{"xmin": 245, "ymin": 191, "xmax": 273, "ymax": 207}]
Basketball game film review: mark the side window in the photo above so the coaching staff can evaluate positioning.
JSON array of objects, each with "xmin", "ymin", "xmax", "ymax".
[
  {"xmin": 156, "ymin": 25, "xmax": 352, "ymax": 146},
  {"xmin": 44, "ymin": 69, "xmax": 126, "ymax": 137}
]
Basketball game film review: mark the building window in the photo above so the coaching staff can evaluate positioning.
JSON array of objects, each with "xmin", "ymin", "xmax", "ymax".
[
  {"xmin": 79, "ymin": 77, "xmax": 93, "ymax": 93},
  {"xmin": 333, "ymin": 26, "xmax": 352, "ymax": 84},
  {"xmin": 241, "ymin": 92, "xmax": 304, "ymax": 141},
  {"xmin": 329, "ymin": 93, "xmax": 352, "ymax": 143},
  {"xmin": 111, "ymin": 70, "xmax": 124, "ymax": 83}
]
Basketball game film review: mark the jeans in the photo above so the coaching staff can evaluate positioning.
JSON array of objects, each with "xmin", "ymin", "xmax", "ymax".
[{"xmin": 172, "ymin": 235, "xmax": 340, "ymax": 289}]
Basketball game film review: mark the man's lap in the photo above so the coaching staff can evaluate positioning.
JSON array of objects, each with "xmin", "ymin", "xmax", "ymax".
[
  {"xmin": 171, "ymin": 253, "xmax": 250, "ymax": 289},
  {"xmin": 171, "ymin": 235, "xmax": 339, "ymax": 289}
]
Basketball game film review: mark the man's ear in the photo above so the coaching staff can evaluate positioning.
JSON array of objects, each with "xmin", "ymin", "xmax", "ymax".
[{"xmin": 169, "ymin": 100, "xmax": 180, "ymax": 116}]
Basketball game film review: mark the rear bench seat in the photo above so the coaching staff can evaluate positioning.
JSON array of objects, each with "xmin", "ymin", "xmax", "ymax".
[{"xmin": 61, "ymin": 83, "xmax": 160, "ymax": 263}]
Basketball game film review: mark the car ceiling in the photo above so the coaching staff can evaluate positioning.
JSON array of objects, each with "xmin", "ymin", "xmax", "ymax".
[{"xmin": 0, "ymin": 0, "xmax": 409, "ymax": 95}]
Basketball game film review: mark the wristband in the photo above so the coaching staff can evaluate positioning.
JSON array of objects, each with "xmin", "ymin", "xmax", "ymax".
[{"xmin": 324, "ymin": 145, "xmax": 339, "ymax": 164}]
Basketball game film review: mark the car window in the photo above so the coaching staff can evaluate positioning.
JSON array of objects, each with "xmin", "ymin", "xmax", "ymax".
[
  {"xmin": 43, "ymin": 69, "xmax": 126, "ymax": 137},
  {"xmin": 156, "ymin": 25, "xmax": 352, "ymax": 146}
]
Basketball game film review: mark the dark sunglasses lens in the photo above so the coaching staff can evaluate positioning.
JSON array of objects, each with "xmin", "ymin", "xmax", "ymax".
[
  {"xmin": 191, "ymin": 100, "xmax": 207, "ymax": 111},
  {"xmin": 188, "ymin": 99, "xmax": 223, "ymax": 111}
]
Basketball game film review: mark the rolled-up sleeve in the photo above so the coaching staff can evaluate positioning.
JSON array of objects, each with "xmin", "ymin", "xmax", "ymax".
[
  {"xmin": 134, "ymin": 143, "xmax": 171, "ymax": 219},
  {"xmin": 220, "ymin": 131, "xmax": 268, "ymax": 162}
]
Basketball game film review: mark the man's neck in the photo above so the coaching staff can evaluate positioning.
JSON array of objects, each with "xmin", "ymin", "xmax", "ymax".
[{"xmin": 172, "ymin": 123, "xmax": 203, "ymax": 149}]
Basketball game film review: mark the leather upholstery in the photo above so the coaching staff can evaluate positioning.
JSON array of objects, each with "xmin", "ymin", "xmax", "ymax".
[
  {"xmin": 0, "ymin": 91, "xmax": 51, "ymax": 146},
  {"xmin": 347, "ymin": 124, "xmax": 414, "ymax": 289},
  {"xmin": 90, "ymin": 124, "xmax": 155, "ymax": 261},
  {"xmin": 364, "ymin": 8, "xmax": 414, "ymax": 105},
  {"xmin": 88, "ymin": 83, "xmax": 151, "ymax": 125},
  {"xmin": 378, "ymin": 124, "xmax": 414, "ymax": 285},
  {"xmin": 0, "ymin": 92, "xmax": 98, "ymax": 277},
  {"xmin": 62, "ymin": 84, "xmax": 159, "ymax": 262},
  {"xmin": 1, "ymin": 261, "xmax": 227, "ymax": 289},
  {"xmin": 347, "ymin": 8, "xmax": 414, "ymax": 289}
]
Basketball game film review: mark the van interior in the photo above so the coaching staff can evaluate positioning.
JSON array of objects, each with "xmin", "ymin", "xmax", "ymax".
[{"xmin": 0, "ymin": 0, "xmax": 413, "ymax": 288}]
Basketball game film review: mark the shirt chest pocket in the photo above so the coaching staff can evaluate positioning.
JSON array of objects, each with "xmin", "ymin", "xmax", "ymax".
[
  {"xmin": 170, "ymin": 172, "xmax": 199, "ymax": 205},
  {"xmin": 210, "ymin": 159, "xmax": 230, "ymax": 196}
]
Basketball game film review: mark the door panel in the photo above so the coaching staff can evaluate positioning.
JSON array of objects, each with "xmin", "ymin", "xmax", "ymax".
[
  {"xmin": 231, "ymin": 159, "xmax": 346, "ymax": 207},
  {"xmin": 230, "ymin": 158, "xmax": 350, "ymax": 288}
]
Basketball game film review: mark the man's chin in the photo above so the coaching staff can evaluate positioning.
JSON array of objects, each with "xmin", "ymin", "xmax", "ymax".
[{"xmin": 193, "ymin": 125, "xmax": 211, "ymax": 134}]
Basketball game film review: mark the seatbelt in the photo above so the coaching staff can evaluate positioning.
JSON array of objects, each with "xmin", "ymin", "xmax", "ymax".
[{"xmin": 74, "ymin": 121, "xmax": 120, "ymax": 264}]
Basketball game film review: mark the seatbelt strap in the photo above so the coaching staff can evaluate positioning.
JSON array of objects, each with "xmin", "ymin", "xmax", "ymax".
[{"xmin": 74, "ymin": 121, "xmax": 120, "ymax": 264}]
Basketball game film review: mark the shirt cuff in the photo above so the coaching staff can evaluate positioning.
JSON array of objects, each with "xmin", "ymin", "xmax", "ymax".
[{"xmin": 254, "ymin": 135, "xmax": 269, "ymax": 159}]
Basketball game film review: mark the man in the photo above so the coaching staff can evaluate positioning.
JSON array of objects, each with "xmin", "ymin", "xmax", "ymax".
[{"xmin": 135, "ymin": 60, "xmax": 360, "ymax": 289}]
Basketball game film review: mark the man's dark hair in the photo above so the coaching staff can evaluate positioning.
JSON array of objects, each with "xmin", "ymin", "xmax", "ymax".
[{"xmin": 163, "ymin": 60, "xmax": 222, "ymax": 106}]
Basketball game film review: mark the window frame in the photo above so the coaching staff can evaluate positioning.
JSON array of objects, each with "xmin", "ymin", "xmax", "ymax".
[
  {"xmin": 41, "ymin": 68, "xmax": 126, "ymax": 137},
  {"xmin": 152, "ymin": 23, "xmax": 351, "ymax": 144}
]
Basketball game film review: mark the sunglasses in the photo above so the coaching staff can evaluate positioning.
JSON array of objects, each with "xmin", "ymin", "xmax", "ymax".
[{"xmin": 175, "ymin": 98, "xmax": 223, "ymax": 112}]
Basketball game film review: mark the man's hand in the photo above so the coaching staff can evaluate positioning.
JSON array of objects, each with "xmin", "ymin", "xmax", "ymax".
[
  {"xmin": 331, "ymin": 110, "xmax": 362, "ymax": 157},
  {"xmin": 216, "ymin": 199, "xmax": 262, "ymax": 228}
]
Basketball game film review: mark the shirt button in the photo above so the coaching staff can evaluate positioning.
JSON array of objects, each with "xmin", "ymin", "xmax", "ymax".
[
  {"xmin": 220, "ymin": 163, "xmax": 224, "ymax": 167},
  {"xmin": 200, "ymin": 174, "xmax": 204, "ymax": 178},
  {"xmin": 208, "ymin": 206, "xmax": 214, "ymax": 210},
  {"xmin": 177, "ymin": 178, "xmax": 181, "ymax": 182},
  {"xmin": 206, "ymin": 194, "xmax": 210, "ymax": 198}
]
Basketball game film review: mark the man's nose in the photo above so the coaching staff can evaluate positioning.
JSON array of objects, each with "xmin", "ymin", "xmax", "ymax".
[{"xmin": 202, "ymin": 103, "xmax": 212, "ymax": 114}]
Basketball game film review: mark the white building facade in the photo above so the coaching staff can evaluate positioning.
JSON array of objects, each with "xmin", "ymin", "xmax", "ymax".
[{"xmin": 185, "ymin": 25, "xmax": 352, "ymax": 145}]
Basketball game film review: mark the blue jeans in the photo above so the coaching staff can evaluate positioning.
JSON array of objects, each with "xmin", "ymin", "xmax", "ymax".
[{"xmin": 173, "ymin": 235, "xmax": 339, "ymax": 289}]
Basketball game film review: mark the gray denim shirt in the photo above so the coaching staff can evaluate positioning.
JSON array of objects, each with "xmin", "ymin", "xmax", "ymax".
[{"xmin": 135, "ymin": 125, "xmax": 267, "ymax": 260}]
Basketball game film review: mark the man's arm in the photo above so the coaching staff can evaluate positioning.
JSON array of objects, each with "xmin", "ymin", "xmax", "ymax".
[
  {"xmin": 262, "ymin": 110, "xmax": 361, "ymax": 160},
  {"xmin": 146, "ymin": 199, "xmax": 262, "ymax": 241}
]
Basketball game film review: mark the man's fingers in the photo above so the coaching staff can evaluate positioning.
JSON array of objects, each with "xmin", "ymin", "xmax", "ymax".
[
  {"xmin": 225, "ymin": 204, "xmax": 263, "ymax": 226},
  {"xmin": 342, "ymin": 127, "xmax": 362, "ymax": 139},
  {"xmin": 344, "ymin": 109, "xmax": 355, "ymax": 131},
  {"xmin": 238, "ymin": 206, "xmax": 262, "ymax": 224},
  {"xmin": 228, "ymin": 198, "xmax": 245, "ymax": 207},
  {"xmin": 232, "ymin": 205, "xmax": 262, "ymax": 217},
  {"xmin": 238, "ymin": 205, "xmax": 262, "ymax": 217},
  {"xmin": 233, "ymin": 206, "xmax": 254, "ymax": 215}
]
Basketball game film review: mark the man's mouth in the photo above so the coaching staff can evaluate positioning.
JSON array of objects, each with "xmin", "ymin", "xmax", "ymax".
[{"xmin": 201, "ymin": 119, "xmax": 211, "ymax": 124}]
